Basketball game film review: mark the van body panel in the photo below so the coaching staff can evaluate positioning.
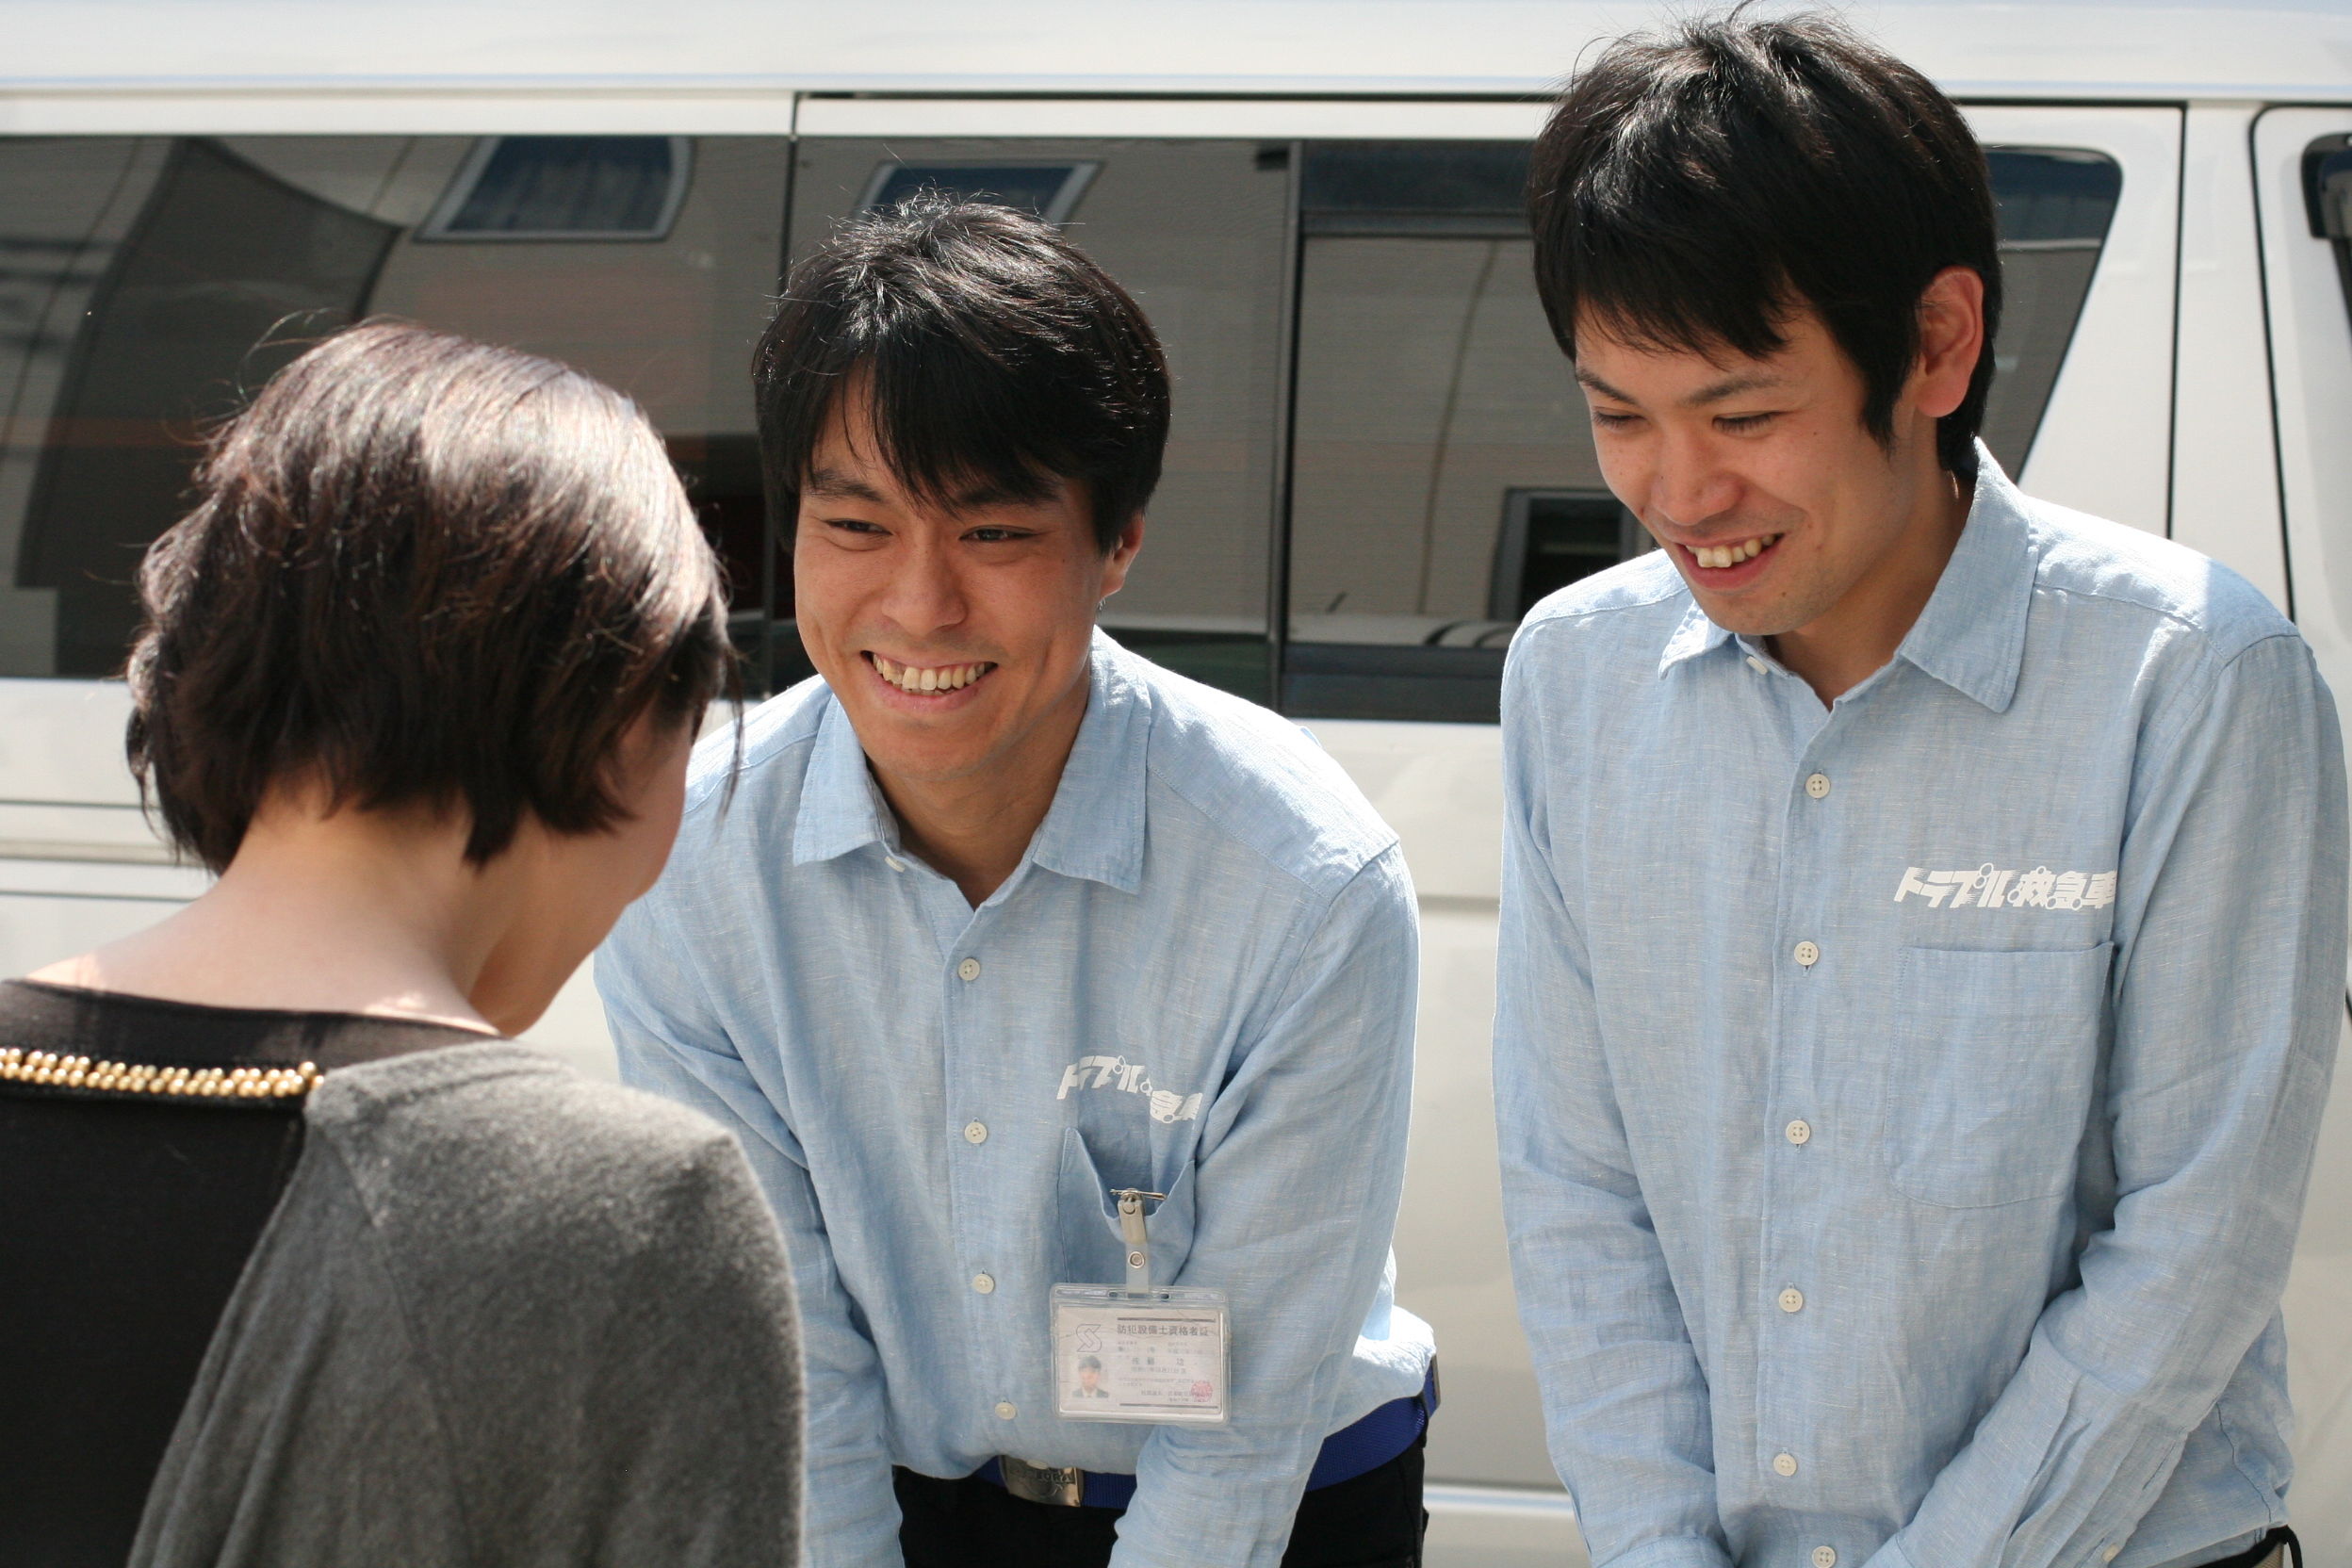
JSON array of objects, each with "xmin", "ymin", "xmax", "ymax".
[
  {"xmin": 2172, "ymin": 105, "xmax": 2291, "ymax": 610},
  {"xmin": 2255, "ymin": 103, "xmax": 2352, "ymax": 1566},
  {"xmin": 1, "ymin": 1, "xmax": 2348, "ymax": 103},
  {"xmin": 1968, "ymin": 106, "xmax": 2181, "ymax": 534}
]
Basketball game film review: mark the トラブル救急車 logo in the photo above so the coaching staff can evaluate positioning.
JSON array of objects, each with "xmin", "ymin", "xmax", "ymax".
[
  {"xmin": 1894, "ymin": 863, "xmax": 2115, "ymax": 911},
  {"xmin": 1055, "ymin": 1054, "xmax": 1203, "ymax": 1123}
]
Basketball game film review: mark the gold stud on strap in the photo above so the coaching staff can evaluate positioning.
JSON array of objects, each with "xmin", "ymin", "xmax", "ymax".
[{"xmin": 0, "ymin": 1048, "xmax": 321, "ymax": 1101}]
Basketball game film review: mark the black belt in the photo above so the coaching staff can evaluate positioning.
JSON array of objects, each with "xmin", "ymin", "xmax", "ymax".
[{"xmin": 981, "ymin": 1363, "xmax": 1436, "ymax": 1509}]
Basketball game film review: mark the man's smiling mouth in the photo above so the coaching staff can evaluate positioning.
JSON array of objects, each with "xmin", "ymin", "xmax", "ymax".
[
  {"xmin": 1678, "ymin": 532, "xmax": 1784, "ymax": 572},
  {"xmin": 867, "ymin": 652, "xmax": 998, "ymax": 694}
]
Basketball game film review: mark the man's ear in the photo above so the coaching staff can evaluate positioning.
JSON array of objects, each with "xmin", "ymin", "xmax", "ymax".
[
  {"xmin": 1911, "ymin": 266, "xmax": 1986, "ymax": 421},
  {"xmin": 1098, "ymin": 512, "xmax": 1146, "ymax": 600}
]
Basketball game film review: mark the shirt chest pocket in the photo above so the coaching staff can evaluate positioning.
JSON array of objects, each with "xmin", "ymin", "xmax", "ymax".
[
  {"xmin": 1882, "ymin": 943, "xmax": 2113, "ymax": 1208},
  {"xmin": 1054, "ymin": 1127, "xmax": 1198, "ymax": 1285}
]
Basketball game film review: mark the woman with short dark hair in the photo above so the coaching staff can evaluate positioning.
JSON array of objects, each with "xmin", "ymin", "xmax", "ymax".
[{"xmin": 0, "ymin": 320, "xmax": 800, "ymax": 1568}]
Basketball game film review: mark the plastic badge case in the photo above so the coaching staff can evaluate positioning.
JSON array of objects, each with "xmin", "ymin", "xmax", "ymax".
[{"xmin": 1050, "ymin": 1283, "xmax": 1232, "ymax": 1426}]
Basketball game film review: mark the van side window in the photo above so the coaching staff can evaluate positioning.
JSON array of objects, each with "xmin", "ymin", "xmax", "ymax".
[
  {"xmin": 787, "ymin": 139, "xmax": 1291, "ymax": 703},
  {"xmin": 1279, "ymin": 140, "xmax": 2123, "ymax": 725},
  {"xmin": 1979, "ymin": 148, "xmax": 2122, "ymax": 468},
  {"xmin": 0, "ymin": 134, "xmax": 787, "ymax": 680}
]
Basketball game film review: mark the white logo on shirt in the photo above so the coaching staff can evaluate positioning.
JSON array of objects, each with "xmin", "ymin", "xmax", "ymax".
[
  {"xmin": 1055, "ymin": 1055, "xmax": 1203, "ymax": 1123},
  {"xmin": 1894, "ymin": 863, "xmax": 2116, "ymax": 911}
]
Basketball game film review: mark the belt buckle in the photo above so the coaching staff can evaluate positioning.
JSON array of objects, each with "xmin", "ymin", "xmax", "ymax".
[{"xmin": 1000, "ymin": 1456, "xmax": 1086, "ymax": 1507}]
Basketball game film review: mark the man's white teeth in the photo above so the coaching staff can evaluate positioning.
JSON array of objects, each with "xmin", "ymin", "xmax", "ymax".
[
  {"xmin": 1694, "ymin": 534, "xmax": 1780, "ymax": 569},
  {"xmin": 873, "ymin": 655, "xmax": 990, "ymax": 694}
]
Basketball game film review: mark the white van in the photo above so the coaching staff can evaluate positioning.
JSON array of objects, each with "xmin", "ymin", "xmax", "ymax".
[{"xmin": 3, "ymin": 3, "xmax": 2349, "ymax": 1562}]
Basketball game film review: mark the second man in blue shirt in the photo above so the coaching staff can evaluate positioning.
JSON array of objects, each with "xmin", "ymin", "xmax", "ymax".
[{"xmin": 597, "ymin": 195, "xmax": 1435, "ymax": 1568}]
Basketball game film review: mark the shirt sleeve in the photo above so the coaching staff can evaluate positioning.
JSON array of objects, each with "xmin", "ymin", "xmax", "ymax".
[
  {"xmin": 1494, "ymin": 631, "xmax": 1738, "ymax": 1568},
  {"xmin": 1107, "ymin": 846, "xmax": 1421, "ymax": 1568},
  {"xmin": 596, "ymin": 905, "xmax": 905, "ymax": 1568},
  {"xmin": 1869, "ymin": 631, "xmax": 2348, "ymax": 1568}
]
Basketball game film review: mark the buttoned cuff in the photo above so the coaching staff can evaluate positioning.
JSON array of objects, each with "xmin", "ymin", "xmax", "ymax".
[{"xmin": 1597, "ymin": 1533, "xmax": 1739, "ymax": 1568}]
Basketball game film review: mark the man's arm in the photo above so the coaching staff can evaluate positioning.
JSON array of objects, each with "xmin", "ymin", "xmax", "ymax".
[
  {"xmin": 1109, "ymin": 846, "xmax": 1421, "ymax": 1568},
  {"xmin": 1870, "ymin": 632, "xmax": 2348, "ymax": 1568},
  {"xmin": 1494, "ymin": 642, "xmax": 1736, "ymax": 1568},
  {"xmin": 595, "ymin": 906, "xmax": 904, "ymax": 1568}
]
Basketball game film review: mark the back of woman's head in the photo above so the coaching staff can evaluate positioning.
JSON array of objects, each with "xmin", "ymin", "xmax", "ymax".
[{"xmin": 128, "ymin": 319, "xmax": 732, "ymax": 873}]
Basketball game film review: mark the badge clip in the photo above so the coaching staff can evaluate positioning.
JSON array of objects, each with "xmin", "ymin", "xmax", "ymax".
[{"xmin": 1110, "ymin": 1187, "xmax": 1165, "ymax": 1294}]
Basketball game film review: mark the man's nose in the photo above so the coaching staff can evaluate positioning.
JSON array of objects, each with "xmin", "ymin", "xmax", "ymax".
[
  {"xmin": 877, "ymin": 535, "xmax": 968, "ymax": 635},
  {"xmin": 1649, "ymin": 432, "xmax": 1742, "ymax": 534}
]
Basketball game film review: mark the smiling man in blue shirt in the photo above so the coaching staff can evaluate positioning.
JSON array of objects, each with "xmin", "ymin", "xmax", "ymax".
[
  {"xmin": 596, "ymin": 198, "xmax": 1434, "ymax": 1568},
  {"xmin": 1495, "ymin": 15, "xmax": 2344, "ymax": 1568}
]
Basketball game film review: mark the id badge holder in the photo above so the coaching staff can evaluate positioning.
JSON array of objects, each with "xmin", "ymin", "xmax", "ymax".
[{"xmin": 1051, "ymin": 1188, "xmax": 1231, "ymax": 1425}]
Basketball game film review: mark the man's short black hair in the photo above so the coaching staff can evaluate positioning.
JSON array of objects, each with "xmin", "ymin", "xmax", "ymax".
[
  {"xmin": 128, "ymin": 319, "xmax": 734, "ymax": 872},
  {"xmin": 754, "ymin": 195, "xmax": 1170, "ymax": 554},
  {"xmin": 1528, "ymin": 8, "xmax": 2001, "ymax": 479}
]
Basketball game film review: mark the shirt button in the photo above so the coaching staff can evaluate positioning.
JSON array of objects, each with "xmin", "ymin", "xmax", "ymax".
[
  {"xmin": 1805, "ymin": 773, "xmax": 1830, "ymax": 799},
  {"xmin": 1746, "ymin": 654, "xmax": 1770, "ymax": 675},
  {"xmin": 2101, "ymin": 1549, "xmax": 2120, "ymax": 1564},
  {"xmin": 963, "ymin": 1120, "xmax": 988, "ymax": 1145},
  {"xmin": 972, "ymin": 1272, "xmax": 995, "ymax": 1295},
  {"xmin": 1786, "ymin": 1119, "xmax": 1813, "ymax": 1146},
  {"xmin": 1772, "ymin": 1452, "xmax": 1799, "ymax": 1478},
  {"xmin": 994, "ymin": 1400, "xmax": 1017, "ymax": 1420},
  {"xmin": 956, "ymin": 957, "xmax": 983, "ymax": 982},
  {"xmin": 1813, "ymin": 1549, "xmax": 1838, "ymax": 1568},
  {"xmin": 1793, "ymin": 940, "xmax": 1820, "ymax": 967},
  {"xmin": 1778, "ymin": 1287, "xmax": 1805, "ymax": 1314},
  {"xmin": 885, "ymin": 856, "xmax": 907, "ymax": 872}
]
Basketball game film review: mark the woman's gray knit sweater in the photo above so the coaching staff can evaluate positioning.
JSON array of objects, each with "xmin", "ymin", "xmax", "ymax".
[{"xmin": 125, "ymin": 1041, "xmax": 802, "ymax": 1568}]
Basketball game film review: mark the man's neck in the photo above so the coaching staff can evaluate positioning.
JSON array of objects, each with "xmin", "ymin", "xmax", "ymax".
[
  {"xmin": 872, "ymin": 684, "xmax": 1091, "ymax": 907},
  {"xmin": 1770, "ymin": 466, "xmax": 1973, "ymax": 704}
]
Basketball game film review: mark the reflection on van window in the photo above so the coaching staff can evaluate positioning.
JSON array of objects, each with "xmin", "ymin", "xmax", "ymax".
[
  {"xmin": 858, "ymin": 162, "xmax": 1101, "ymax": 225},
  {"xmin": 0, "ymin": 135, "xmax": 786, "ymax": 679},
  {"xmin": 1282, "ymin": 140, "xmax": 2123, "ymax": 724},
  {"xmin": 795, "ymin": 139, "xmax": 1289, "ymax": 702},
  {"xmin": 0, "ymin": 134, "xmax": 2122, "ymax": 710},
  {"xmin": 422, "ymin": 136, "xmax": 693, "ymax": 240}
]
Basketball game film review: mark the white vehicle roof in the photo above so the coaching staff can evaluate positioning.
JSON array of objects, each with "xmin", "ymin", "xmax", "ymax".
[{"xmin": 2, "ymin": 0, "xmax": 2347, "ymax": 105}]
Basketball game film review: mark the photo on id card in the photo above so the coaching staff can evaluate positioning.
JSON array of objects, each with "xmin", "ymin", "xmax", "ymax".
[{"xmin": 1051, "ymin": 1283, "xmax": 1231, "ymax": 1425}]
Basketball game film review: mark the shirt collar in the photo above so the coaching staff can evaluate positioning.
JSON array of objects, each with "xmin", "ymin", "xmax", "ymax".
[
  {"xmin": 1021, "ymin": 632, "xmax": 1148, "ymax": 895},
  {"xmin": 790, "ymin": 630, "xmax": 1149, "ymax": 894},
  {"xmin": 1652, "ymin": 442, "xmax": 2035, "ymax": 712},
  {"xmin": 1891, "ymin": 445, "xmax": 2036, "ymax": 714},
  {"xmin": 1657, "ymin": 599, "xmax": 1737, "ymax": 677},
  {"xmin": 791, "ymin": 694, "xmax": 897, "ymax": 864}
]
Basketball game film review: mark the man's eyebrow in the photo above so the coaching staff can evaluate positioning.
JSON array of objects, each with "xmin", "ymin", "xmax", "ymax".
[
  {"xmin": 802, "ymin": 468, "xmax": 889, "ymax": 504},
  {"xmin": 1574, "ymin": 367, "xmax": 1788, "ymax": 407},
  {"xmin": 950, "ymin": 476, "xmax": 1057, "ymax": 512},
  {"xmin": 1575, "ymin": 367, "xmax": 1639, "ymax": 403},
  {"xmin": 1684, "ymin": 370, "xmax": 1784, "ymax": 406}
]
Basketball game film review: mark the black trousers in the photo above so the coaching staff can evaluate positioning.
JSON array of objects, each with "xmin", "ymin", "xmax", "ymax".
[
  {"xmin": 894, "ymin": 1434, "xmax": 1428, "ymax": 1568},
  {"xmin": 2198, "ymin": 1528, "xmax": 2299, "ymax": 1568}
]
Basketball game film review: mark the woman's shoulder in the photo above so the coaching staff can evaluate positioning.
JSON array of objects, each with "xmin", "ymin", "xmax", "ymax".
[{"xmin": 305, "ymin": 1042, "xmax": 784, "ymax": 1286}]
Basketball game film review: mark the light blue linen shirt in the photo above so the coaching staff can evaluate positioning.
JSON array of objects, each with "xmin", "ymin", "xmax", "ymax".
[
  {"xmin": 597, "ymin": 633, "xmax": 1432, "ymax": 1568},
  {"xmin": 1494, "ymin": 452, "xmax": 2345, "ymax": 1568}
]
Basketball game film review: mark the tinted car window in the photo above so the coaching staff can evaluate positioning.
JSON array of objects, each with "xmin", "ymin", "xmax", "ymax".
[
  {"xmin": 0, "ymin": 134, "xmax": 787, "ymax": 680},
  {"xmin": 1281, "ymin": 141, "xmax": 2122, "ymax": 724}
]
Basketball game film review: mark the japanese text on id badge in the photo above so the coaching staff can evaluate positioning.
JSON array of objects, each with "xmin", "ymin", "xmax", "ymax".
[{"xmin": 1050, "ymin": 1283, "xmax": 1230, "ymax": 1425}]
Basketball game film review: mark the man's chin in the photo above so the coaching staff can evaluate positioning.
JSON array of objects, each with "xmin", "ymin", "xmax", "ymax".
[
  {"xmin": 1688, "ymin": 593, "xmax": 1797, "ymax": 640},
  {"xmin": 852, "ymin": 718, "xmax": 1005, "ymax": 789}
]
